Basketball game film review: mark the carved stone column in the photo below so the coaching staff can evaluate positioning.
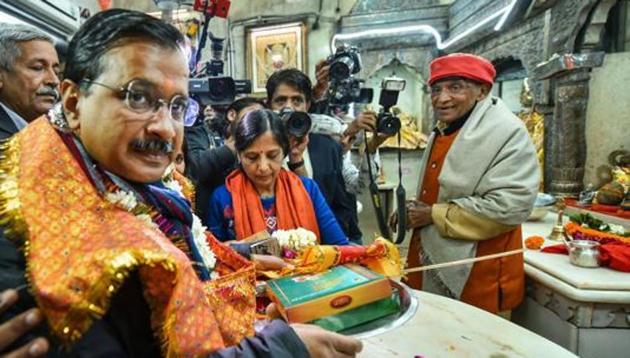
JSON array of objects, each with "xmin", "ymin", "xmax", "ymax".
[
  {"xmin": 536, "ymin": 104, "xmax": 554, "ymax": 188},
  {"xmin": 532, "ymin": 52, "xmax": 604, "ymax": 196}
]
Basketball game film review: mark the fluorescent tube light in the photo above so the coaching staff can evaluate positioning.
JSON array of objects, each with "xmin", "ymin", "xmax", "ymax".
[{"xmin": 331, "ymin": 0, "xmax": 518, "ymax": 52}]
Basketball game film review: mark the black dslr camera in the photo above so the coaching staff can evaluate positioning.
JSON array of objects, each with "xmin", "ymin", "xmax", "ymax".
[
  {"xmin": 328, "ymin": 44, "xmax": 361, "ymax": 81},
  {"xmin": 189, "ymin": 36, "xmax": 251, "ymax": 106},
  {"xmin": 375, "ymin": 77, "xmax": 406, "ymax": 136},
  {"xmin": 326, "ymin": 44, "xmax": 373, "ymax": 106},
  {"xmin": 278, "ymin": 108, "xmax": 312, "ymax": 139}
]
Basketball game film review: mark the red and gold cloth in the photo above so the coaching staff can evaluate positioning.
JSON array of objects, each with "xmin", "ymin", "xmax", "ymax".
[
  {"xmin": 542, "ymin": 221, "xmax": 630, "ymax": 272},
  {"xmin": 226, "ymin": 169, "xmax": 320, "ymax": 240},
  {"xmin": 0, "ymin": 118, "xmax": 256, "ymax": 356},
  {"xmin": 564, "ymin": 198, "xmax": 630, "ymax": 220}
]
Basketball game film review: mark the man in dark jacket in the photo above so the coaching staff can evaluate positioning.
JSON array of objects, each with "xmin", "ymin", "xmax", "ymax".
[{"xmin": 0, "ymin": 23, "xmax": 59, "ymax": 140}]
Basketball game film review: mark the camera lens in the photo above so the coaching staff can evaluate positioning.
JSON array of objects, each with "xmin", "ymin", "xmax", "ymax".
[
  {"xmin": 377, "ymin": 113, "xmax": 401, "ymax": 136},
  {"xmin": 286, "ymin": 111, "xmax": 312, "ymax": 138},
  {"xmin": 330, "ymin": 56, "xmax": 355, "ymax": 81}
]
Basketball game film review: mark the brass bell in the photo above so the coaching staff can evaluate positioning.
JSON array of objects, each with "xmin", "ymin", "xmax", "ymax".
[{"xmin": 548, "ymin": 197, "xmax": 566, "ymax": 241}]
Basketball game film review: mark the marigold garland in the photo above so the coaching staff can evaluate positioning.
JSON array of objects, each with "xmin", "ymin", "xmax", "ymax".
[
  {"xmin": 524, "ymin": 235, "xmax": 545, "ymax": 250},
  {"xmin": 565, "ymin": 221, "xmax": 630, "ymax": 245}
]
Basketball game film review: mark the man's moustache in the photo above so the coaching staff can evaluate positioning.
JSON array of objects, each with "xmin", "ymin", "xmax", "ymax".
[
  {"xmin": 131, "ymin": 139, "xmax": 173, "ymax": 154},
  {"xmin": 36, "ymin": 87, "xmax": 60, "ymax": 101}
]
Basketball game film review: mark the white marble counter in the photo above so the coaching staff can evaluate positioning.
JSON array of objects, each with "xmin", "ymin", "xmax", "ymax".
[
  {"xmin": 361, "ymin": 289, "xmax": 576, "ymax": 358},
  {"xmin": 521, "ymin": 213, "xmax": 630, "ymax": 303}
]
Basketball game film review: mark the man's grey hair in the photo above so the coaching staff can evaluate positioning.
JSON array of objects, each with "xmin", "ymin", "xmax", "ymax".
[{"xmin": 0, "ymin": 23, "xmax": 54, "ymax": 71}]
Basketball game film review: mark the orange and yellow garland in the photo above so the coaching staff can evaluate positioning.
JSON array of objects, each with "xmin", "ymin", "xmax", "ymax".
[{"xmin": 565, "ymin": 221, "xmax": 630, "ymax": 245}]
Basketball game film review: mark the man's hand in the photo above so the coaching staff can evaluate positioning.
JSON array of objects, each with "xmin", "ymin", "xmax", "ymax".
[
  {"xmin": 389, "ymin": 209, "xmax": 400, "ymax": 233},
  {"xmin": 225, "ymin": 136, "xmax": 236, "ymax": 154},
  {"xmin": 340, "ymin": 134, "xmax": 354, "ymax": 154},
  {"xmin": 0, "ymin": 289, "xmax": 49, "ymax": 357},
  {"xmin": 406, "ymin": 200, "xmax": 433, "ymax": 229},
  {"xmin": 345, "ymin": 111, "xmax": 376, "ymax": 138},
  {"xmin": 265, "ymin": 303, "xmax": 282, "ymax": 320},
  {"xmin": 312, "ymin": 60, "xmax": 330, "ymax": 101},
  {"xmin": 291, "ymin": 323, "xmax": 363, "ymax": 358},
  {"xmin": 288, "ymin": 135, "xmax": 309, "ymax": 164},
  {"xmin": 288, "ymin": 135, "xmax": 309, "ymax": 176}
]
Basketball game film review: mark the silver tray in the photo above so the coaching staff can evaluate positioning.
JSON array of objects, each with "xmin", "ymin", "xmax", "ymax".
[
  {"xmin": 342, "ymin": 280, "xmax": 418, "ymax": 339},
  {"xmin": 255, "ymin": 279, "xmax": 419, "ymax": 339}
]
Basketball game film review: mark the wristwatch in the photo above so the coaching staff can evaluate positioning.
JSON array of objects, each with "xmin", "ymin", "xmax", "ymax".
[{"xmin": 288, "ymin": 160, "xmax": 305, "ymax": 171}]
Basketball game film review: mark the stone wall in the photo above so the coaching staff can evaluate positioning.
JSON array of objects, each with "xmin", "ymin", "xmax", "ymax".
[
  {"xmin": 450, "ymin": 0, "xmax": 624, "ymax": 194},
  {"xmin": 364, "ymin": 62, "xmax": 427, "ymax": 129},
  {"xmin": 73, "ymin": 0, "xmax": 101, "ymax": 15},
  {"xmin": 227, "ymin": 0, "xmax": 358, "ymax": 81},
  {"xmin": 583, "ymin": 52, "xmax": 630, "ymax": 188},
  {"xmin": 449, "ymin": 0, "xmax": 513, "ymax": 38}
]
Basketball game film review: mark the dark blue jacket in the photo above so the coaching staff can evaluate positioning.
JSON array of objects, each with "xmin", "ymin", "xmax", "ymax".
[
  {"xmin": 0, "ymin": 104, "xmax": 19, "ymax": 141},
  {"xmin": 308, "ymin": 133, "xmax": 362, "ymax": 243}
]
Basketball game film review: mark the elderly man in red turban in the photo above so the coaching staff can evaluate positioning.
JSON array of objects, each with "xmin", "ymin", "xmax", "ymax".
[{"xmin": 391, "ymin": 53, "xmax": 539, "ymax": 314}]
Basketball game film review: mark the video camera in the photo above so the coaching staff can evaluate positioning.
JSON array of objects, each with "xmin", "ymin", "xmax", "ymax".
[
  {"xmin": 375, "ymin": 77, "xmax": 406, "ymax": 136},
  {"xmin": 189, "ymin": 35, "xmax": 251, "ymax": 106},
  {"xmin": 326, "ymin": 44, "xmax": 373, "ymax": 106},
  {"xmin": 278, "ymin": 108, "xmax": 312, "ymax": 140}
]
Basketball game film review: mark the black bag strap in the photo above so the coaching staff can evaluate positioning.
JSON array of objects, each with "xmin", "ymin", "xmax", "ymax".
[
  {"xmin": 394, "ymin": 131, "xmax": 406, "ymax": 244},
  {"xmin": 364, "ymin": 132, "xmax": 406, "ymax": 244},
  {"xmin": 364, "ymin": 134, "xmax": 390, "ymax": 239}
]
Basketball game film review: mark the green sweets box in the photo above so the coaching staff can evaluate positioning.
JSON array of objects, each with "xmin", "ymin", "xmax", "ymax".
[
  {"xmin": 310, "ymin": 288, "xmax": 401, "ymax": 332},
  {"xmin": 266, "ymin": 264, "xmax": 392, "ymax": 324}
]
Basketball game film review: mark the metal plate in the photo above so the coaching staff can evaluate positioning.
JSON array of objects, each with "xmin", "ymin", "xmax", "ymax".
[{"xmin": 342, "ymin": 280, "xmax": 419, "ymax": 339}]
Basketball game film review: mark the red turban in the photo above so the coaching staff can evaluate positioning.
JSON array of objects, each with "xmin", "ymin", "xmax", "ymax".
[{"xmin": 428, "ymin": 53, "xmax": 496, "ymax": 86}]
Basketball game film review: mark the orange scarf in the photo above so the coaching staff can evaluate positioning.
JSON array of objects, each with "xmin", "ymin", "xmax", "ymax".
[
  {"xmin": 0, "ymin": 118, "xmax": 255, "ymax": 356},
  {"xmin": 226, "ymin": 169, "xmax": 320, "ymax": 241}
]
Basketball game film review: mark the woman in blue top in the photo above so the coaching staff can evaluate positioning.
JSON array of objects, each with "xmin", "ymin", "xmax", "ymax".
[{"xmin": 207, "ymin": 109, "xmax": 349, "ymax": 246}]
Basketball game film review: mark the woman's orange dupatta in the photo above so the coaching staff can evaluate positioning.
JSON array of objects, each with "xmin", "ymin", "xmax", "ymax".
[{"xmin": 225, "ymin": 169, "xmax": 320, "ymax": 240}]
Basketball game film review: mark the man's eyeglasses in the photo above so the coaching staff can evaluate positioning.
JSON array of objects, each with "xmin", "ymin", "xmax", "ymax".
[
  {"xmin": 429, "ymin": 80, "xmax": 473, "ymax": 97},
  {"xmin": 82, "ymin": 79, "xmax": 190, "ymax": 123}
]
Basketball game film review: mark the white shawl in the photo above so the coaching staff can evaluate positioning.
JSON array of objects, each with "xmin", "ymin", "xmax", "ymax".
[{"xmin": 417, "ymin": 96, "xmax": 539, "ymax": 298}]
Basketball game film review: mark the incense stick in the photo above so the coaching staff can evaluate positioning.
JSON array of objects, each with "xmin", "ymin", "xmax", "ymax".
[{"xmin": 403, "ymin": 248, "xmax": 525, "ymax": 274}]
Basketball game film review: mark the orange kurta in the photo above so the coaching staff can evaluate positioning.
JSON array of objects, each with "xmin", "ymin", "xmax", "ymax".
[{"xmin": 406, "ymin": 128, "xmax": 524, "ymax": 313}]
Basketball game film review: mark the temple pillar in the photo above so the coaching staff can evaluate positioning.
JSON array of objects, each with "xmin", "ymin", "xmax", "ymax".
[{"xmin": 532, "ymin": 52, "xmax": 605, "ymax": 196}]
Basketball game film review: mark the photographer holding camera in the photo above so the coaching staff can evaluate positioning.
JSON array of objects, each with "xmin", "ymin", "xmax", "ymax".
[
  {"xmin": 265, "ymin": 69, "xmax": 363, "ymax": 244},
  {"xmin": 307, "ymin": 53, "xmax": 401, "ymax": 231},
  {"xmin": 312, "ymin": 58, "xmax": 390, "ymax": 150}
]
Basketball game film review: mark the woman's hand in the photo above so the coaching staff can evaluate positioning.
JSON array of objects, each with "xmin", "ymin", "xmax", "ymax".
[
  {"xmin": 251, "ymin": 254, "xmax": 293, "ymax": 271},
  {"xmin": 0, "ymin": 289, "xmax": 49, "ymax": 357}
]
